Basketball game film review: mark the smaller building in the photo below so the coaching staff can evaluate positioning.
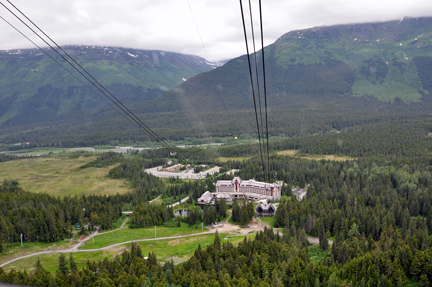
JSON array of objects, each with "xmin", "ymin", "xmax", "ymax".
[
  {"xmin": 213, "ymin": 192, "xmax": 233, "ymax": 205},
  {"xmin": 255, "ymin": 203, "xmax": 277, "ymax": 217},
  {"xmin": 197, "ymin": 191, "xmax": 233, "ymax": 205},
  {"xmin": 198, "ymin": 191, "xmax": 213, "ymax": 205},
  {"xmin": 163, "ymin": 164, "xmax": 184, "ymax": 172}
]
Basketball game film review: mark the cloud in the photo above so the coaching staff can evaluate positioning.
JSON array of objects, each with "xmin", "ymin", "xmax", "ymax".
[{"xmin": 0, "ymin": 0, "xmax": 432, "ymax": 61}]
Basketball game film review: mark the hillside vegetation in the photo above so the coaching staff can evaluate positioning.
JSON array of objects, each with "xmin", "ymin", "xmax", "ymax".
[
  {"xmin": 2, "ymin": 18, "xmax": 432, "ymax": 147},
  {"xmin": 0, "ymin": 155, "xmax": 130, "ymax": 197},
  {"xmin": 0, "ymin": 46, "xmax": 216, "ymax": 130}
]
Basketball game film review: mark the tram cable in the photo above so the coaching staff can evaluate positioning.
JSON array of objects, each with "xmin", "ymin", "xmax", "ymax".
[
  {"xmin": 247, "ymin": 0, "xmax": 266, "ymax": 160},
  {"xmin": 0, "ymin": 14, "xmax": 147, "ymax": 138},
  {"xmin": 258, "ymin": 0, "xmax": 271, "ymax": 182},
  {"xmin": 239, "ymin": 0, "xmax": 266, "ymax": 180},
  {"xmin": 3, "ymin": 0, "xmax": 180, "ymax": 160},
  {"xmin": 1, "ymin": 1, "xmax": 189, "ymax": 164}
]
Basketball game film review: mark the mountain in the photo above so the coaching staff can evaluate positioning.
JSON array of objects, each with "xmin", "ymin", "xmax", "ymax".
[
  {"xmin": 2, "ymin": 18, "xmax": 432, "ymax": 147},
  {"xmin": 0, "ymin": 46, "xmax": 220, "ymax": 126},
  {"xmin": 146, "ymin": 17, "xmax": 432, "ymax": 112},
  {"xmin": 103, "ymin": 17, "xmax": 431, "ymax": 140}
]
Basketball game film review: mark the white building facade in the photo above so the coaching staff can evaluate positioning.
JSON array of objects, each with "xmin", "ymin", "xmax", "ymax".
[{"xmin": 215, "ymin": 177, "xmax": 281, "ymax": 201}]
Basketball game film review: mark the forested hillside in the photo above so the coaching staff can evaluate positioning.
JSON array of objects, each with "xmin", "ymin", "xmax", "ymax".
[
  {"xmin": 0, "ymin": 46, "xmax": 218, "ymax": 143},
  {"xmin": 1, "ymin": 117, "xmax": 432, "ymax": 285},
  {"xmin": 2, "ymin": 18, "xmax": 432, "ymax": 146}
]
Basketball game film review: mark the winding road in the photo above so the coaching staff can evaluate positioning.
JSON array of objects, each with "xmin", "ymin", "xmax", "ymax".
[{"xmin": 0, "ymin": 215, "xmax": 327, "ymax": 268}]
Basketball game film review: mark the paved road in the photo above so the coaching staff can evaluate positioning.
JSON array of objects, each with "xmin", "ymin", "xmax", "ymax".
[
  {"xmin": 0, "ymin": 216, "xmax": 131, "ymax": 267},
  {"xmin": 0, "ymin": 217, "xmax": 327, "ymax": 267},
  {"xmin": 144, "ymin": 166, "xmax": 220, "ymax": 179},
  {"xmin": 226, "ymin": 169, "xmax": 239, "ymax": 175},
  {"xmin": 1, "ymin": 143, "xmax": 225, "ymax": 158},
  {"xmin": 0, "ymin": 224, "xmax": 221, "ymax": 267},
  {"xmin": 168, "ymin": 196, "xmax": 189, "ymax": 208}
]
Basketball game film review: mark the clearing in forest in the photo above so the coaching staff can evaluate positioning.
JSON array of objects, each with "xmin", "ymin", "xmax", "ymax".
[
  {"xmin": 1, "ymin": 234, "xmax": 253, "ymax": 273},
  {"xmin": 0, "ymin": 156, "xmax": 130, "ymax": 197},
  {"xmin": 276, "ymin": 150, "xmax": 356, "ymax": 161},
  {"xmin": 79, "ymin": 223, "xmax": 210, "ymax": 250},
  {"xmin": 216, "ymin": 156, "xmax": 251, "ymax": 162}
]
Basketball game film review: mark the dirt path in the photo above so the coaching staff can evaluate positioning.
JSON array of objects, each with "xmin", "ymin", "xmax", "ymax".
[
  {"xmin": 60, "ymin": 163, "xmax": 70, "ymax": 173},
  {"xmin": 149, "ymin": 194, "xmax": 162, "ymax": 203},
  {"xmin": 120, "ymin": 217, "xmax": 129, "ymax": 228}
]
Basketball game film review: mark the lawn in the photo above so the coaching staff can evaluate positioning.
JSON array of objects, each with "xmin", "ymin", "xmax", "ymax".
[
  {"xmin": 259, "ymin": 216, "xmax": 275, "ymax": 228},
  {"xmin": 2, "ymin": 234, "xmax": 255, "ymax": 273},
  {"xmin": 136, "ymin": 233, "xmax": 253, "ymax": 264},
  {"xmin": 0, "ymin": 156, "xmax": 130, "ymax": 197},
  {"xmin": 280, "ymin": 195, "xmax": 292, "ymax": 201},
  {"xmin": 79, "ymin": 223, "xmax": 209, "ymax": 250}
]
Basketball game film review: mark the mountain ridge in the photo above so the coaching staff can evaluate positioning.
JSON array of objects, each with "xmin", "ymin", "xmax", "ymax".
[
  {"xmin": 0, "ymin": 45, "xmax": 222, "ymax": 125},
  {"xmin": 2, "ymin": 18, "xmax": 432, "ymax": 146}
]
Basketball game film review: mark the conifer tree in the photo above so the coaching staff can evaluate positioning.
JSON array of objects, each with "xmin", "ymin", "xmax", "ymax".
[
  {"xmin": 214, "ymin": 230, "xmax": 221, "ymax": 253},
  {"xmin": 69, "ymin": 253, "xmax": 77, "ymax": 273},
  {"xmin": 319, "ymin": 221, "xmax": 329, "ymax": 251},
  {"xmin": 57, "ymin": 253, "xmax": 68, "ymax": 276}
]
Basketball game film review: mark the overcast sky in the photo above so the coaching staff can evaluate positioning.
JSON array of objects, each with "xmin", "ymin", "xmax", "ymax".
[{"xmin": 1, "ymin": 0, "xmax": 432, "ymax": 61}]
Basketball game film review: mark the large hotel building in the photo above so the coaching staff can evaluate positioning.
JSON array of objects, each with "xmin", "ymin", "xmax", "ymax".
[{"xmin": 215, "ymin": 177, "xmax": 281, "ymax": 200}]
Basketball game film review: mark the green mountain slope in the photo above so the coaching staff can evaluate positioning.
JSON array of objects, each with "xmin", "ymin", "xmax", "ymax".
[
  {"xmin": 128, "ymin": 17, "xmax": 432, "ymax": 136},
  {"xmin": 147, "ymin": 16, "xmax": 432, "ymax": 115},
  {"xmin": 0, "ymin": 46, "xmax": 220, "ymax": 126},
  {"xmin": 273, "ymin": 17, "xmax": 432, "ymax": 101},
  {"xmin": 3, "ymin": 18, "xmax": 432, "ymax": 146}
]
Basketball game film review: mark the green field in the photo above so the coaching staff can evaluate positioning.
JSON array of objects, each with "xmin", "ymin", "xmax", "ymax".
[
  {"xmin": 259, "ymin": 216, "xmax": 275, "ymax": 228},
  {"xmin": 0, "ymin": 156, "xmax": 130, "ymax": 196},
  {"xmin": 80, "ymin": 223, "xmax": 209, "ymax": 250},
  {"xmin": 275, "ymin": 150, "xmax": 356, "ymax": 161},
  {"xmin": 2, "ymin": 234, "xmax": 254, "ymax": 273},
  {"xmin": 280, "ymin": 195, "xmax": 292, "ymax": 201},
  {"xmin": 216, "ymin": 156, "xmax": 252, "ymax": 162},
  {"xmin": 136, "ymin": 233, "xmax": 251, "ymax": 264},
  {"xmin": 0, "ymin": 240, "xmax": 75, "ymax": 266},
  {"xmin": 2, "ymin": 249, "xmax": 120, "ymax": 274}
]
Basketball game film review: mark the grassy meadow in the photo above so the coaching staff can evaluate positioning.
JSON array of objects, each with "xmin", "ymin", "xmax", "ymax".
[
  {"xmin": 275, "ymin": 150, "xmax": 356, "ymax": 161},
  {"xmin": 79, "ymin": 223, "xmax": 209, "ymax": 250},
  {"xmin": 0, "ymin": 240, "xmax": 75, "ymax": 266},
  {"xmin": 215, "ymin": 150, "xmax": 355, "ymax": 163},
  {"xmin": 2, "ymin": 249, "xmax": 121, "ymax": 274},
  {"xmin": 216, "ymin": 156, "xmax": 251, "ymax": 162},
  {"xmin": 2, "ymin": 234, "xmax": 254, "ymax": 273},
  {"xmin": 259, "ymin": 216, "xmax": 275, "ymax": 228},
  {"xmin": 0, "ymin": 155, "xmax": 130, "ymax": 196}
]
